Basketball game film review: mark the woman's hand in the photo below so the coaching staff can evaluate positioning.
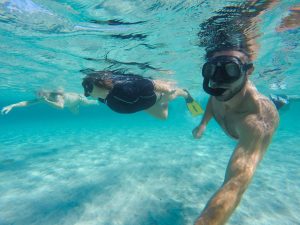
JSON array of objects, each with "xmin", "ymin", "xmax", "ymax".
[{"xmin": 41, "ymin": 95, "xmax": 48, "ymax": 101}]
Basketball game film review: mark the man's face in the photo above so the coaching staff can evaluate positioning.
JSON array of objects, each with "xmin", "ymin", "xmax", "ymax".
[
  {"xmin": 214, "ymin": 73, "xmax": 246, "ymax": 101},
  {"xmin": 202, "ymin": 50, "xmax": 253, "ymax": 102}
]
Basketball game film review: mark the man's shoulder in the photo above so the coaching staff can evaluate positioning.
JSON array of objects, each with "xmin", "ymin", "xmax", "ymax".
[
  {"xmin": 246, "ymin": 85, "xmax": 277, "ymax": 116},
  {"xmin": 242, "ymin": 95, "xmax": 279, "ymax": 136},
  {"xmin": 255, "ymin": 93, "xmax": 278, "ymax": 119}
]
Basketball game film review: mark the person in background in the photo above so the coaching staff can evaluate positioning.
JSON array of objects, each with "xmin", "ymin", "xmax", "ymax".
[
  {"xmin": 269, "ymin": 94, "xmax": 300, "ymax": 110},
  {"xmin": 81, "ymin": 70, "xmax": 203, "ymax": 119},
  {"xmin": 1, "ymin": 89, "xmax": 98, "ymax": 115}
]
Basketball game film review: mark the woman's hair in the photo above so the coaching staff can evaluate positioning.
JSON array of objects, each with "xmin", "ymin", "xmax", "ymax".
[
  {"xmin": 83, "ymin": 71, "xmax": 114, "ymax": 90},
  {"xmin": 82, "ymin": 69, "xmax": 144, "ymax": 90}
]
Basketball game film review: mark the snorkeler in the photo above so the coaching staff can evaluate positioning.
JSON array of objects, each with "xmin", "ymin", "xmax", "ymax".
[
  {"xmin": 1, "ymin": 90, "xmax": 98, "ymax": 115},
  {"xmin": 81, "ymin": 70, "xmax": 203, "ymax": 119},
  {"xmin": 192, "ymin": 49, "xmax": 279, "ymax": 225},
  {"xmin": 269, "ymin": 94, "xmax": 300, "ymax": 110}
]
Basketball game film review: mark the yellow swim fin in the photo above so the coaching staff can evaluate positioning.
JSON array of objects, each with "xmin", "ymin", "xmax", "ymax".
[
  {"xmin": 184, "ymin": 90, "xmax": 204, "ymax": 116},
  {"xmin": 186, "ymin": 99, "xmax": 204, "ymax": 116}
]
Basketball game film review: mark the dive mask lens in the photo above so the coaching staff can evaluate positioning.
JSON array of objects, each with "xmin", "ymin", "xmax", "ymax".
[
  {"xmin": 202, "ymin": 62, "xmax": 216, "ymax": 79},
  {"xmin": 224, "ymin": 62, "xmax": 241, "ymax": 81},
  {"xmin": 82, "ymin": 80, "xmax": 93, "ymax": 97},
  {"xmin": 203, "ymin": 56, "xmax": 245, "ymax": 83}
]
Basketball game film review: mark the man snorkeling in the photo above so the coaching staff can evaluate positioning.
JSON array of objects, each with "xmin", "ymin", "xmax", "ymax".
[
  {"xmin": 81, "ymin": 70, "xmax": 203, "ymax": 119},
  {"xmin": 193, "ymin": 48, "xmax": 279, "ymax": 225},
  {"xmin": 1, "ymin": 90, "xmax": 98, "ymax": 115}
]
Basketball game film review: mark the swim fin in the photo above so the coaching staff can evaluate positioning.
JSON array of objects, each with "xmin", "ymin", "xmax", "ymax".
[{"xmin": 184, "ymin": 90, "xmax": 204, "ymax": 116}]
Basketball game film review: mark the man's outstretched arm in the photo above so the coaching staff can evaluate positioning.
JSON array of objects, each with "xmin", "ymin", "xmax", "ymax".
[{"xmin": 195, "ymin": 118, "xmax": 276, "ymax": 225}]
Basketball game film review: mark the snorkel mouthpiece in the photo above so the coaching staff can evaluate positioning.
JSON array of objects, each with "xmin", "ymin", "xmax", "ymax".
[{"xmin": 203, "ymin": 78, "xmax": 227, "ymax": 96}]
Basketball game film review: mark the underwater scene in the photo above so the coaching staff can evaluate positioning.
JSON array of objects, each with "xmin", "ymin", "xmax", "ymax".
[{"xmin": 0, "ymin": 0, "xmax": 300, "ymax": 225}]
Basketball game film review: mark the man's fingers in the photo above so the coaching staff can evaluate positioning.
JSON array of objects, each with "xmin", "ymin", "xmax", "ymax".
[
  {"xmin": 192, "ymin": 126, "xmax": 205, "ymax": 139},
  {"xmin": 192, "ymin": 128, "xmax": 201, "ymax": 139}
]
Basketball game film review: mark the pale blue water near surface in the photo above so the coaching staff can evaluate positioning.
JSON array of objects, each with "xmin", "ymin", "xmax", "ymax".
[{"xmin": 1, "ymin": 1, "xmax": 300, "ymax": 225}]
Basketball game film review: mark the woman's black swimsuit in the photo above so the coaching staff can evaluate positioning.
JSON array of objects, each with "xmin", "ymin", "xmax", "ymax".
[{"xmin": 98, "ymin": 78, "xmax": 157, "ymax": 114}]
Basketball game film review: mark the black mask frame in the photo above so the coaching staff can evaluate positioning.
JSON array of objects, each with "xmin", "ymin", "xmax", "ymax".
[
  {"xmin": 82, "ymin": 79, "xmax": 94, "ymax": 97},
  {"xmin": 202, "ymin": 55, "xmax": 253, "ymax": 84},
  {"xmin": 202, "ymin": 55, "xmax": 253, "ymax": 97}
]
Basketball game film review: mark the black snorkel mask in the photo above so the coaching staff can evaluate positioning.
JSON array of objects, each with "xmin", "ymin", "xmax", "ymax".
[
  {"xmin": 202, "ymin": 55, "xmax": 253, "ymax": 99},
  {"xmin": 82, "ymin": 78, "xmax": 94, "ymax": 97}
]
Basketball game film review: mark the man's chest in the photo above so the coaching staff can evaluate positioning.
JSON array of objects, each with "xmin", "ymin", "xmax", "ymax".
[{"xmin": 212, "ymin": 107, "xmax": 244, "ymax": 139}]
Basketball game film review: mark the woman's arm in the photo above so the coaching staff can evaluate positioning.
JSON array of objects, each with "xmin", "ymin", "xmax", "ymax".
[
  {"xmin": 1, "ymin": 99, "xmax": 41, "ymax": 114},
  {"xmin": 80, "ymin": 97, "xmax": 99, "ymax": 106}
]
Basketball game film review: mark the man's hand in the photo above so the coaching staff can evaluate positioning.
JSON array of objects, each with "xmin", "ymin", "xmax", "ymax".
[
  {"xmin": 193, "ymin": 125, "xmax": 206, "ymax": 139},
  {"xmin": 1, "ymin": 106, "xmax": 13, "ymax": 115}
]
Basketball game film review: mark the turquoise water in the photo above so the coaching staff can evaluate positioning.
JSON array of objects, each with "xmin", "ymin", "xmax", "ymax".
[{"xmin": 1, "ymin": 1, "xmax": 300, "ymax": 225}]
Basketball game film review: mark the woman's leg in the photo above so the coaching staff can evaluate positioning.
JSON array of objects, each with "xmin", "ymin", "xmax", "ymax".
[
  {"xmin": 145, "ymin": 80, "xmax": 191, "ymax": 119},
  {"xmin": 152, "ymin": 80, "xmax": 189, "ymax": 101},
  {"xmin": 145, "ymin": 101, "xmax": 169, "ymax": 120}
]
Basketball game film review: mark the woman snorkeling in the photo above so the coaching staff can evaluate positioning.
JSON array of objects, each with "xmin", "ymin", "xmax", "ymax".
[{"xmin": 82, "ymin": 70, "xmax": 203, "ymax": 119}]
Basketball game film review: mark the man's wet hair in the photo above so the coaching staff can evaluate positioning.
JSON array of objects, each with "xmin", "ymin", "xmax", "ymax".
[
  {"xmin": 205, "ymin": 45, "xmax": 252, "ymax": 62},
  {"xmin": 205, "ymin": 46, "xmax": 251, "ymax": 60}
]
